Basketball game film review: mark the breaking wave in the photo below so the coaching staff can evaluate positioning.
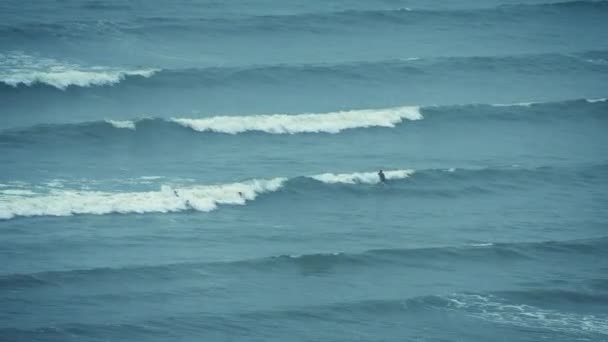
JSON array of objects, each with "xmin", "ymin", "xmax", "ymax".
[
  {"xmin": 2, "ymin": 164, "xmax": 606, "ymax": 220},
  {"xmin": 1, "ymin": 96, "xmax": 605, "ymax": 142},
  {"xmin": 0, "ymin": 179, "xmax": 286, "ymax": 220},
  {"xmin": 0, "ymin": 168, "xmax": 416, "ymax": 219},
  {"xmin": 170, "ymin": 106, "xmax": 422, "ymax": 134},
  {"xmin": 0, "ymin": 52, "xmax": 159, "ymax": 90}
]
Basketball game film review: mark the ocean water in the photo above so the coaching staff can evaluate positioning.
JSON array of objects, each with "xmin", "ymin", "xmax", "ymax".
[{"xmin": 1, "ymin": 0, "xmax": 608, "ymax": 341}]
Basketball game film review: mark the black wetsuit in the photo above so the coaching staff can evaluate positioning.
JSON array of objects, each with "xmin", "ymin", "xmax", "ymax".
[{"xmin": 378, "ymin": 171, "xmax": 386, "ymax": 183}]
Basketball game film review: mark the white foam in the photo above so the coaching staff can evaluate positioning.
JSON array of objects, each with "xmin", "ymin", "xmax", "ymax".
[
  {"xmin": 44, "ymin": 179, "xmax": 65, "ymax": 188},
  {"xmin": 0, "ymin": 189, "xmax": 37, "ymax": 196},
  {"xmin": 140, "ymin": 176, "xmax": 163, "ymax": 180},
  {"xmin": 105, "ymin": 119, "xmax": 136, "ymax": 130},
  {"xmin": 491, "ymin": 101, "xmax": 538, "ymax": 107},
  {"xmin": 446, "ymin": 294, "xmax": 608, "ymax": 335},
  {"xmin": 171, "ymin": 106, "xmax": 422, "ymax": 135},
  {"xmin": 586, "ymin": 98, "xmax": 607, "ymax": 103},
  {"xmin": 470, "ymin": 243, "xmax": 493, "ymax": 247},
  {"xmin": 0, "ymin": 178, "xmax": 286, "ymax": 220},
  {"xmin": 0, "ymin": 52, "xmax": 159, "ymax": 90},
  {"xmin": 0, "ymin": 168, "xmax": 417, "ymax": 219},
  {"xmin": 310, "ymin": 169, "xmax": 414, "ymax": 185}
]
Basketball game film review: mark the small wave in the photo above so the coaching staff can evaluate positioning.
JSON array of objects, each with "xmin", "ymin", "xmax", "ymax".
[
  {"xmin": 171, "ymin": 106, "xmax": 422, "ymax": 134},
  {"xmin": 586, "ymin": 97, "xmax": 607, "ymax": 103},
  {"xmin": 0, "ymin": 52, "xmax": 158, "ymax": 90},
  {"xmin": 310, "ymin": 169, "xmax": 414, "ymax": 184}
]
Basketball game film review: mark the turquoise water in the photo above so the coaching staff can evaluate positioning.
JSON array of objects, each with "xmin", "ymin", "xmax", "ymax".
[{"xmin": 1, "ymin": 1, "xmax": 608, "ymax": 341}]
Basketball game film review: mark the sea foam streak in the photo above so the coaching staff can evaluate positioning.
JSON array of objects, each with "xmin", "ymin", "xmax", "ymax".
[
  {"xmin": 0, "ymin": 169, "xmax": 412, "ymax": 219},
  {"xmin": 171, "ymin": 106, "xmax": 422, "ymax": 134},
  {"xmin": 0, "ymin": 52, "xmax": 158, "ymax": 90},
  {"xmin": 446, "ymin": 294, "xmax": 608, "ymax": 335}
]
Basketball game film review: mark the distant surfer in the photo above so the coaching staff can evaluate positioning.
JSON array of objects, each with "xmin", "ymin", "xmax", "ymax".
[
  {"xmin": 174, "ymin": 189, "xmax": 191, "ymax": 208},
  {"xmin": 378, "ymin": 170, "xmax": 386, "ymax": 183}
]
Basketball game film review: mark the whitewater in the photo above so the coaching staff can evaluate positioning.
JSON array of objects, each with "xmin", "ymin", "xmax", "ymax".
[{"xmin": 0, "ymin": 169, "xmax": 415, "ymax": 219}]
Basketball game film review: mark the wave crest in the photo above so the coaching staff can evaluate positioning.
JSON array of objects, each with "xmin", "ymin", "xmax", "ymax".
[
  {"xmin": 0, "ymin": 52, "xmax": 158, "ymax": 90},
  {"xmin": 0, "ymin": 178, "xmax": 286, "ymax": 220},
  {"xmin": 171, "ymin": 106, "xmax": 422, "ymax": 134}
]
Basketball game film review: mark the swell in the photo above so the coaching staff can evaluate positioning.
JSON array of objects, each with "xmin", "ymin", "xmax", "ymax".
[
  {"xmin": 1, "ymin": 97, "xmax": 605, "ymax": 141},
  {"xmin": 2, "ymin": 236, "xmax": 607, "ymax": 290},
  {"xmin": 2, "ymin": 50, "xmax": 607, "ymax": 91},
  {"xmin": 3, "ymin": 1, "xmax": 607, "ymax": 40}
]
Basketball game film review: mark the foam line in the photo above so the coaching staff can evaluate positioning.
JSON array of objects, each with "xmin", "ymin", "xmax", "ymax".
[{"xmin": 170, "ymin": 106, "xmax": 422, "ymax": 134}]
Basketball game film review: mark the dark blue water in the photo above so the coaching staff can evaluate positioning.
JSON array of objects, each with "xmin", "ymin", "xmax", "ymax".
[{"xmin": 1, "ymin": 1, "xmax": 607, "ymax": 341}]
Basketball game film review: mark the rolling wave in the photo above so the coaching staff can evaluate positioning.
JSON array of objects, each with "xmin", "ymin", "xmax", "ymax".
[
  {"xmin": 0, "ymin": 178, "xmax": 287, "ymax": 220},
  {"xmin": 1, "ymin": 97, "xmax": 605, "ymax": 142},
  {"xmin": 3, "ymin": 50, "xmax": 606, "ymax": 91},
  {"xmin": 0, "ymin": 52, "xmax": 158, "ymax": 90},
  {"xmin": 0, "ymin": 168, "xmax": 415, "ymax": 219},
  {"xmin": 170, "ymin": 107, "xmax": 422, "ymax": 134},
  {"xmin": 1, "ymin": 164, "xmax": 605, "ymax": 220},
  {"xmin": 2, "ymin": 236, "xmax": 606, "ymax": 289}
]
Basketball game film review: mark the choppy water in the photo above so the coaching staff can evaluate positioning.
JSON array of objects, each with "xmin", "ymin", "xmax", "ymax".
[{"xmin": 1, "ymin": 0, "xmax": 607, "ymax": 341}]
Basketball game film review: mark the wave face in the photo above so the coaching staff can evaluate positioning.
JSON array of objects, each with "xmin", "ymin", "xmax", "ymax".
[
  {"xmin": 0, "ymin": 52, "xmax": 158, "ymax": 89},
  {"xmin": 0, "ymin": 178, "xmax": 286, "ymax": 220}
]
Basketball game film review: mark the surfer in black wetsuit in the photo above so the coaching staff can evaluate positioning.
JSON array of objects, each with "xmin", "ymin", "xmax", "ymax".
[{"xmin": 378, "ymin": 170, "xmax": 386, "ymax": 183}]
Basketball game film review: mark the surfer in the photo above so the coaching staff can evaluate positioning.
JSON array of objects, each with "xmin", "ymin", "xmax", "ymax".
[
  {"xmin": 174, "ymin": 189, "xmax": 191, "ymax": 207},
  {"xmin": 378, "ymin": 170, "xmax": 386, "ymax": 183}
]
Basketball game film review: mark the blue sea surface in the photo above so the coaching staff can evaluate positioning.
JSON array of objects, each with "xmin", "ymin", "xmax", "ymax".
[{"xmin": 1, "ymin": 0, "xmax": 607, "ymax": 341}]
